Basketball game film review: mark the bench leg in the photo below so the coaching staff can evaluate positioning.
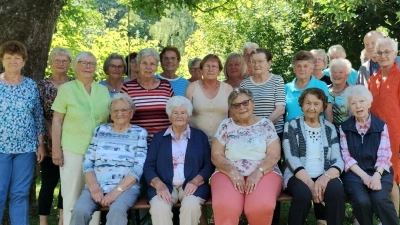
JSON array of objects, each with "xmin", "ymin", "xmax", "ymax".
[{"xmin": 200, "ymin": 205, "xmax": 208, "ymax": 225}]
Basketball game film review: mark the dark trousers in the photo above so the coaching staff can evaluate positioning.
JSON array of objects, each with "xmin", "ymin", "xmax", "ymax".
[
  {"xmin": 286, "ymin": 176, "xmax": 345, "ymax": 225},
  {"xmin": 38, "ymin": 157, "xmax": 63, "ymax": 215},
  {"xmin": 344, "ymin": 181, "xmax": 398, "ymax": 225}
]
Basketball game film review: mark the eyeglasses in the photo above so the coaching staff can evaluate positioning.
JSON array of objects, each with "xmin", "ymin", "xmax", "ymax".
[
  {"xmin": 231, "ymin": 99, "xmax": 252, "ymax": 109},
  {"xmin": 204, "ymin": 65, "xmax": 219, "ymax": 70},
  {"xmin": 162, "ymin": 57, "xmax": 177, "ymax": 62},
  {"xmin": 140, "ymin": 62, "xmax": 158, "ymax": 67},
  {"xmin": 53, "ymin": 59, "xmax": 70, "ymax": 65},
  {"xmin": 190, "ymin": 67, "xmax": 201, "ymax": 72},
  {"xmin": 78, "ymin": 61, "xmax": 97, "ymax": 67},
  {"xmin": 376, "ymin": 50, "xmax": 393, "ymax": 57},
  {"xmin": 110, "ymin": 65, "xmax": 125, "ymax": 70},
  {"xmin": 250, "ymin": 60, "xmax": 266, "ymax": 66},
  {"xmin": 112, "ymin": 108, "xmax": 131, "ymax": 114}
]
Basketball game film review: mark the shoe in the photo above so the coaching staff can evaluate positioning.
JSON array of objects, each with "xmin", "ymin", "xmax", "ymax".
[{"xmin": 316, "ymin": 220, "xmax": 327, "ymax": 225}]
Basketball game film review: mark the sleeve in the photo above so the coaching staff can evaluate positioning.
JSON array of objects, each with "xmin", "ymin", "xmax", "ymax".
[
  {"xmin": 51, "ymin": 84, "xmax": 68, "ymax": 114},
  {"xmin": 82, "ymin": 126, "xmax": 100, "ymax": 173},
  {"xmin": 214, "ymin": 119, "xmax": 228, "ymax": 146},
  {"xmin": 37, "ymin": 80, "xmax": 45, "ymax": 105},
  {"xmin": 327, "ymin": 123, "xmax": 344, "ymax": 172},
  {"xmin": 275, "ymin": 76, "xmax": 286, "ymax": 106},
  {"xmin": 282, "ymin": 120, "xmax": 305, "ymax": 173},
  {"xmin": 128, "ymin": 128, "xmax": 148, "ymax": 181},
  {"xmin": 33, "ymin": 83, "xmax": 45, "ymax": 136},
  {"xmin": 143, "ymin": 132, "xmax": 161, "ymax": 186},
  {"xmin": 264, "ymin": 119, "xmax": 278, "ymax": 145},
  {"xmin": 319, "ymin": 82, "xmax": 332, "ymax": 103},
  {"xmin": 339, "ymin": 126, "xmax": 358, "ymax": 171},
  {"xmin": 121, "ymin": 83, "xmax": 128, "ymax": 94},
  {"xmin": 375, "ymin": 124, "xmax": 392, "ymax": 172}
]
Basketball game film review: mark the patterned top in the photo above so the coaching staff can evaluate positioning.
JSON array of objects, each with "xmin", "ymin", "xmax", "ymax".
[
  {"xmin": 339, "ymin": 115, "xmax": 392, "ymax": 172},
  {"xmin": 121, "ymin": 78, "xmax": 174, "ymax": 144},
  {"xmin": 83, "ymin": 123, "xmax": 148, "ymax": 193},
  {"xmin": 304, "ymin": 124, "xmax": 324, "ymax": 178},
  {"xmin": 240, "ymin": 74, "xmax": 286, "ymax": 133},
  {"xmin": 38, "ymin": 77, "xmax": 73, "ymax": 156},
  {"xmin": 214, "ymin": 117, "xmax": 281, "ymax": 176},
  {"xmin": 328, "ymin": 84, "xmax": 351, "ymax": 133},
  {"xmin": 0, "ymin": 77, "xmax": 45, "ymax": 154},
  {"xmin": 163, "ymin": 125, "xmax": 191, "ymax": 185}
]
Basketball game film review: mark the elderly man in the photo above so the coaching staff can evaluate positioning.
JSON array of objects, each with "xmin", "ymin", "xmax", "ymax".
[
  {"xmin": 356, "ymin": 30, "xmax": 400, "ymax": 86},
  {"xmin": 242, "ymin": 42, "xmax": 259, "ymax": 76},
  {"xmin": 322, "ymin": 44, "xmax": 358, "ymax": 85},
  {"xmin": 155, "ymin": 46, "xmax": 189, "ymax": 96}
]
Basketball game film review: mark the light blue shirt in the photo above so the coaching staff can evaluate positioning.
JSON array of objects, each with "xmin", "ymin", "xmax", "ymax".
[
  {"xmin": 154, "ymin": 74, "xmax": 189, "ymax": 96},
  {"xmin": 285, "ymin": 76, "xmax": 332, "ymax": 121},
  {"xmin": 323, "ymin": 68, "xmax": 358, "ymax": 85}
]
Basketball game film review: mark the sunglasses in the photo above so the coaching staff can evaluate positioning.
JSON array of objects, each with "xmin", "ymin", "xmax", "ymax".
[{"xmin": 231, "ymin": 99, "xmax": 252, "ymax": 109}]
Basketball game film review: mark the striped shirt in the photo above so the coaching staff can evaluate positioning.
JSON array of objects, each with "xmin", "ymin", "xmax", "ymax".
[
  {"xmin": 121, "ymin": 78, "xmax": 174, "ymax": 144},
  {"xmin": 240, "ymin": 74, "xmax": 285, "ymax": 133},
  {"xmin": 154, "ymin": 74, "xmax": 189, "ymax": 96}
]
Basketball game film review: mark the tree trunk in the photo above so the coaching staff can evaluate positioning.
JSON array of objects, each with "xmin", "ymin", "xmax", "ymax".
[{"xmin": 0, "ymin": 0, "xmax": 65, "ymax": 223}]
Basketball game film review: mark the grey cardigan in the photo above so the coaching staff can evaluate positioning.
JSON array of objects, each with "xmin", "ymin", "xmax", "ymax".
[{"xmin": 282, "ymin": 116, "xmax": 344, "ymax": 188}]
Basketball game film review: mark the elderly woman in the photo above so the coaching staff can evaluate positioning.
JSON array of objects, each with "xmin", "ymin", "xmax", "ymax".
[
  {"xmin": 323, "ymin": 45, "xmax": 358, "ymax": 85},
  {"xmin": 339, "ymin": 85, "xmax": 398, "ymax": 225},
  {"xmin": 37, "ymin": 47, "xmax": 73, "ymax": 225},
  {"xmin": 242, "ymin": 42, "xmax": 259, "ymax": 76},
  {"xmin": 52, "ymin": 51, "xmax": 110, "ymax": 224},
  {"xmin": 285, "ymin": 50, "xmax": 333, "ymax": 122},
  {"xmin": 368, "ymin": 37, "xmax": 400, "ymax": 215},
  {"xmin": 125, "ymin": 52, "xmax": 139, "ymax": 80},
  {"xmin": 224, "ymin": 53, "xmax": 248, "ymax": 88},
  {"xmin": 310, "ymin": 49, "xmax": 331, "ymax": 85},
  {"xmin": 211, "ymin": 88, "xmax": 282, "ymax": 225},
  {"xmin": 143, "ymin": 96, "xmax": 213, "ymax": 225},
  {"xmin": 0, "ymin": 41, "xmax": 45, "ymax": 224},
  {"xmin": 328, "ymin": 58, "xmax": 352, "ymax": 132},
  {"xmin": 283, "ymin": 88, "xmax": 345, "ymax": 225},
  {"xmin": 70, "ymin": 93, "xmax": 147, "ymax": 225},
  {"xmin": 185, "ymin": 54, "xmax": 233, "ymax": 144},
  {"xmin": 99, "ymin": 53, "xmax": 129, "ymax": 97},
  {"xmin": 187, "ymin": 57, "xmax": 202, "ymax": 82},
  {"xmin": 121, "ymin": 48, "xmax": 174, "ymax": 144},
  {"xmin": 240, "ymin": 48, "xmax": 285, "ymax": 138}
]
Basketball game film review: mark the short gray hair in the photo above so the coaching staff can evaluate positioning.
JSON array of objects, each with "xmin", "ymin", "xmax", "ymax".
[
  {"xmin": 242, "ymin": 42, "xmax": 259, "ymax": 52},
  {"xmin": 49, "ymin": 47, "xmax": 72, "ymax": 62},
  {"xmin": 188, "ymin": 57, "xmax": 201, "ymax": 70},
  {"xmin": 72, "ymin": 51, "xmax": 96, "ymax": 74},
  {"xmin": 375, "ymin": 37, "xmax": 398, "ymax": 54},
  {"xmin": 103, "ymin": 53, "xmax": 127, "ymax": 74},
  {"xmin": 136, "ymin": 48, "xmax": 160, "ymax": 64},
  {"xmin": 166, "ymin": 96, "xmax": 193, "ymax": 117},
  {"xmin": 329, "ymin": 58, "xmax": 352, "ymax": 75},
  {"xmin": 343, "ymin": 85, "xmax": 373, "ymax": 110},
  {"xmin": 327, "ymin": 45, "xmax": 346, "ymax": 60},
  {"xmin": 108, "ymin": 93, "xmax": 135, "ymax": 112},
  {"xmin": 360, "ymin": 49, "xmax": 369, "ymax": 64},
  {"xmin": 310, "ymin": 49, "xmax": 328, "ymax": 68},
  {"xmin": 228, "ymin": 88, "xmax": 255, "ymax": 107}
]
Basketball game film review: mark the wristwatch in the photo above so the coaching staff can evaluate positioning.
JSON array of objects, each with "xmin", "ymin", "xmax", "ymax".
[
  {"xmin": 258, "ymin": 167, "xmax": 265, "ymax": 176},
  {"xmin": 117, "ymin": 186, "xmax": 123, "ymax": 192}
]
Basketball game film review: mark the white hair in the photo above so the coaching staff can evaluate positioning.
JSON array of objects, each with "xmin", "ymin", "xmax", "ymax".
[
  {"xmin": 72, "ymin": 51, "xmax": 96, "ymax": 74},
  {"xmin": 375, "ymin": 37, "xmax": 398, "ymax": 54},
  {"xmin": 343, "ymin": 85, "xmax": 373, "ymax": 110},
  {"xmin": 329, "ymin": 58, "xmax": 352, "ymax": 75},
  {"xmin": 360, "ymin": 49, "xmax": 369, "ymax": 64},
  {"xmin": 310, "ymin": 49, "xmax": 328, "ymax": 68},
  {"xmin": 242, "ymin": 42, "xmax": 259, "ymax": 52},
  {"xmin": 108, "ymin": 93, "xmax": 135, "ymax": 112},
  {"xmin": 136, "ymin": 48, "xmax": 160, "ymax": 64},
  {"xmin": 49, "ymin": 47, "xmax": 72, "ymax": 62},
  {"xmin": 166, "ymin": 96, "xmax": 193, "ymax": 117},
  {"xmin": 327, "ymin": 45, "xmax": 346, "ymax": 59}
]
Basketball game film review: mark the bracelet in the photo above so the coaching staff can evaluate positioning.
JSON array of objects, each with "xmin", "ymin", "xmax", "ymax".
[
  {"xmin": 323, "ymin": 173, "xmax": 332, "ymax": 180},
  {"xmin": 375, "ymin": 170, "xmax": 382, "ymax": 176}
]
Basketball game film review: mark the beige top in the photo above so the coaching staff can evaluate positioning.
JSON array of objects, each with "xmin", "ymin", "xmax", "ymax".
[{"xmin": 189, "ymin": 81, "xmax": 229, "ymax": 144}]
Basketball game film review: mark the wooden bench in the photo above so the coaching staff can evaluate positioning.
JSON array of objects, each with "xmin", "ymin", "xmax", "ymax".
[{"xmin": 99, "ymin": 192, "xmax": 293, "ymax": 225}]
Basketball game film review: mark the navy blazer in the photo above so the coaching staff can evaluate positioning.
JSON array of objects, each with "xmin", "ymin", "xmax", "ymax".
[{"xmin": 143, "ymin": 126, "xmax": 214, "ymax": 201}]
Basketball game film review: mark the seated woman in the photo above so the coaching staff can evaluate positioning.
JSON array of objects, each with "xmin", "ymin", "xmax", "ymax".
[
  {"xmin": 283, "ymin": 88, "xmax": 345, "ymax": 225},
  {"xmin": 143, "ymin": 96, "xmax": 214, "ymax": 225},
  {"xmin": 211, "ymin": 88, "xmax": 282, "ymax": 225},
  {"xmin": 340, "ymin": 85, "xmax": 398, "ymax": 225},
  {"xmin": 70, "ymin": 93, "xmax": 148, "ymax": 225}
]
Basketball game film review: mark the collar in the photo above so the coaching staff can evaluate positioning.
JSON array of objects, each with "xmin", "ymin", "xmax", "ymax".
[
  {"xmin": 164, "ymin": 124, "xmax": 191, "ymax": 140},
  {"xmin": 287, "ymin": 76, "xmax": 315, "ymax": 92},
  {"xmin": 355, "ymin": 114, "xmax": 371, "ymax": 131}
]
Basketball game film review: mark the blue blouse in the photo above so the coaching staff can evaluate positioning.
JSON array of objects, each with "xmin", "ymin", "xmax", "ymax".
[{"xmin": 0, "ymin": 77, "xmax": 45, "ymax": 154}]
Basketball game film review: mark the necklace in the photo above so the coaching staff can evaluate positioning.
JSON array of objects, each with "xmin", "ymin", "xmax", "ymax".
[
  {"xmin": 332, "ymin": 84, "xmax": 347, "ymax": 94},
  {"xmin": 138, "ymin": 78, "xmax": 156, "ymax": 91}
]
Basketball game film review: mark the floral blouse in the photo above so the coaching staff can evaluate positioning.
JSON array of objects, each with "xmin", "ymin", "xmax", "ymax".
[
  {"xmin": 37, "ymin": 77, "xmax": 72, "ymax": 155},
  {"xmin": 214, "ymin": 117, "xmax": 281, "ymax": 176},
  {"xmin": 0, "ymin": 77, "xmax": 45, "ymax": 154}
]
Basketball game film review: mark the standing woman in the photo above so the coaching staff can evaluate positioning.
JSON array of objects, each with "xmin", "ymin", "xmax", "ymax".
[
  {"xmin": 52, "ymin": 51, "xmax": 110, "ymax": 224},
  {"xmin": 99, "ymin": 53, "xmax": 129, "ymax": 97},
  {"xmin": 310, "ymin": 49, "xmax": 331, "ymax": 85},
  {"xmin": 185, "ymin": 54, "xmax": 233, "ymax": 144},
  {"xmin": 0, "ymin": 40, "xmax": 45, "ymax": 224},
  {"xmin": 37, "ymin": 47, "xmax": 73, "ymax": 225},
  {"xmin": 125, "ymin": 52, "xmax": 139, "ymax": 80},
  {"xmin": 368, "ymin": 37, "xmax": 400, "ymax": 215},
  {"xmin": 224, "ymin": 53, "xmax": 248, "ymax": 88},
  {"xmin": 240, "ymin": 48, "xmax": 285, "ymax": 138}
]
